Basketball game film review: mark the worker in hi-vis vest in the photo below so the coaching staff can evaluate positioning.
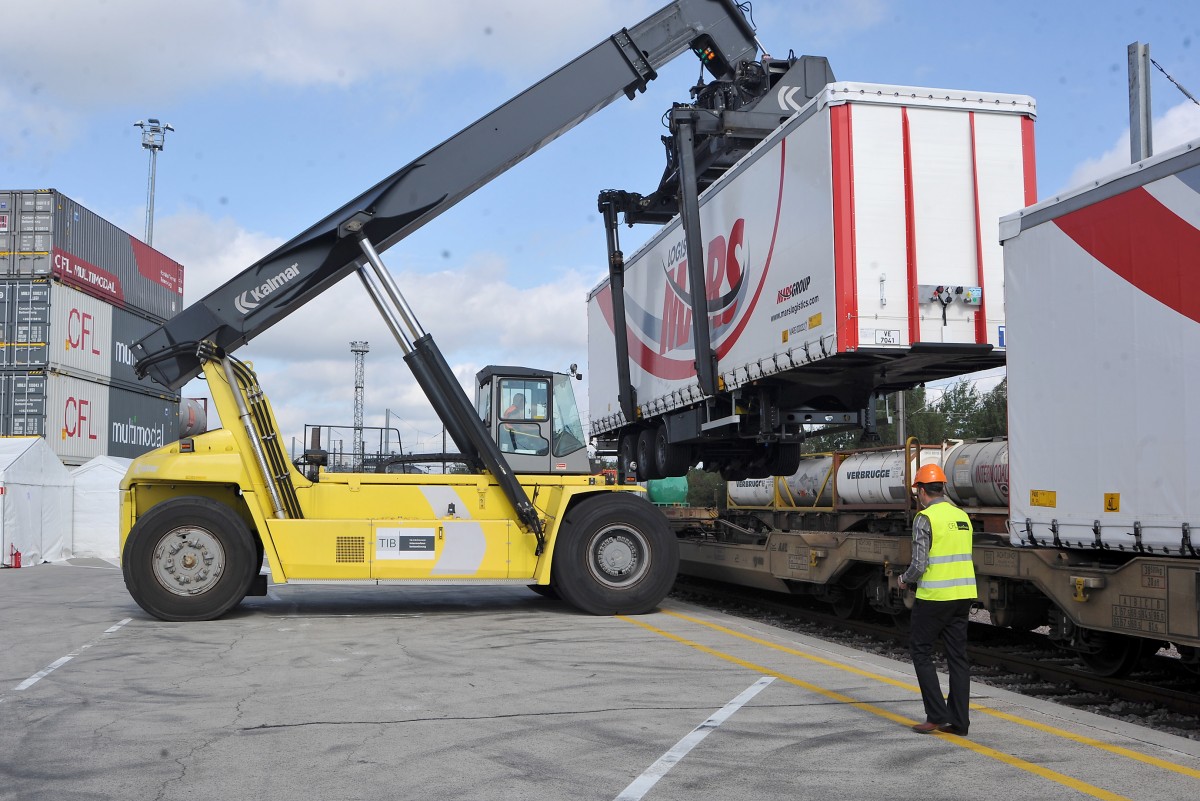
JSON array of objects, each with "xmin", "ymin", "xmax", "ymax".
[{"xmin": 897, "ymin": 463, "xmax": 977, "ymax": 737}]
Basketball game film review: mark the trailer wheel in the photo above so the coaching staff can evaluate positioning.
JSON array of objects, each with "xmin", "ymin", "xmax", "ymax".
[
  {"xmin": 770, "ymin": 444, "xmax": 802, "ymax": 476},
  {"xmin": 636, "ymin": 429, "xmax": 663, "ymax": 481},
  {"xmin": 718, "ymin": 461, "xmax": 749, "ymax": 482},
  {"xmin": 122, "ymin": 496, "xmax": 259, "ymax": 622},
  {"xmin": 653, "ymin": 425, "xmax": 690, "ymax": 478},
  {"xmin": 552, "ymin": 494, "xmax": 679, "ymax": 615},
  {"xmin": 618, "ymin": 433, "xmax": 638, "ymax": 483}
]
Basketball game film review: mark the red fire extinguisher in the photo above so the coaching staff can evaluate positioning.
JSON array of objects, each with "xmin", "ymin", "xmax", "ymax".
[{"xmin": 6, "ymin": 544, "xmax": 19, "ymax": 569}]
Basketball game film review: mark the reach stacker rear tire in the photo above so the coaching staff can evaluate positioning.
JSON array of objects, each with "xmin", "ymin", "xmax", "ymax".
[
  {"xmin": 122, "ymin": 496, "xmax": 259, "ymax": 622},
  {"xmin": 552, "ymin": 493, "xmax": 678, "ymax": 615}
]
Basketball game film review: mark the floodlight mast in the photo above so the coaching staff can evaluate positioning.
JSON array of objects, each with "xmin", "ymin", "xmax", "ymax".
[{"xmin": 134, "ymin": 118, "xmax": 174, "ymax": 245}]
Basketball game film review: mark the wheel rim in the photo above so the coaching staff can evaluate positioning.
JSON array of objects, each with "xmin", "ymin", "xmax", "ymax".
[
  {"xmin": 587, "ymin": 524, "xmax": 651, "ymax": 589},
  {"xmin": 151, "ymin": 526, "xmax": 226, "ymax": 596}
]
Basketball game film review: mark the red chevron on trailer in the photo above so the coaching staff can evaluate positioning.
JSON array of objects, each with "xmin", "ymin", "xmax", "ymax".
[{"xmin": 1053, "ymin": 167, "xmax": 1200, "ymax": 325}]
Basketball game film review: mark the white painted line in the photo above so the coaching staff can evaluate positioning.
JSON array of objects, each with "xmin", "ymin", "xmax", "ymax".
[
  {"xmin": 613, "ymin": 676, "xmax": 775, "ymax": 801},
  {"xmin": 15, "ymin": 657, "xmax": 74, "ymax": 690},
  {"xmin": 13, "ymin": 618, "xmax": 133, "ymax": 692}
]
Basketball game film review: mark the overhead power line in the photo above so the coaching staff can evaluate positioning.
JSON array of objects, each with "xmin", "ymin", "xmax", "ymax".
[{"xmin": 1151, "ymin": 57, "xmax": 1200, "ymax": 106}]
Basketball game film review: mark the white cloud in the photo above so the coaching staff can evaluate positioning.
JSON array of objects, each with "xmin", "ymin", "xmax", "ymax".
[
  {"xmin": 1063, "ymin": 101, "xmax": 1200, "ymax": 192},
  {"xmin": 153, "ymin": 208, "xmax": 597, "ymax": 454},
  {"xmin": 2, "ymin": 2, "xmax": 653, "ymax": 105},
  {"xmin": 155, "ymin": 212, "xmax": 284, "ymax": 301},
  {"xmin": 0, "ymin": 87, "xmax": 74, "ymax": 164},
  {"xmin": 753, "ymin": 0, "xmax": 887, "ymax": 52},
  {"xmin": 0, "ymin": 1, "xmax": 665, "ymax": 204}
]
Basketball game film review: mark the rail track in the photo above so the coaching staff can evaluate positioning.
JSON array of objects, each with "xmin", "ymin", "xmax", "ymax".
[{"xmin": 671, "ymin": 577, "xmax": 1200, "ymax": 738}]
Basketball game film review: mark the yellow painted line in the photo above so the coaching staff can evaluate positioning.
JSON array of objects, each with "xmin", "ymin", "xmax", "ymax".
[
  {"xmin": 622, "ymin": 615, "xmax": 1131, "ymax": 801},
  {"xmin": 660, "ymin": 610, "xmax": 1200, "ymax": 781}
]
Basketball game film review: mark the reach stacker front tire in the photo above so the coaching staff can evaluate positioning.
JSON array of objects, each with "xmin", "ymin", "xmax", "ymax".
[
  {"xmin": 552, "ymin": 494, "xmax": 678, "ymax": 615},
  {"xmin": 122, "ymin": 496, "xmax": 259, "ymax": 622}
]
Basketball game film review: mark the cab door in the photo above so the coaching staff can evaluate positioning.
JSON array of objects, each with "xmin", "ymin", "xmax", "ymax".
[{"xmin": 493, "ymin": 377, "xmax": 552, "ymax": 473}]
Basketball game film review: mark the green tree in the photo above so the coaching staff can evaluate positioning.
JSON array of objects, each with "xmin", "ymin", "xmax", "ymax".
[
  {"xmin": 939, "ymin": 379, "xmax": 984, "ymax": 439},
  {"xmin": 973, "ymin": 378, "xmax": 1007, "ymax": 437},
  {"xmin": 797, "ymin": 376, "xmax": 1007, "ymax": 452},
  {"xmin": 686, "ymin": 467, "xmax": 727, "ymax": 509}
]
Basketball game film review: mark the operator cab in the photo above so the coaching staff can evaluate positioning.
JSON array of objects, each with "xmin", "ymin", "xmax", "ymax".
[{"xmin": 476, "ymin": 365, "xmax": 588, "ymax": 474}]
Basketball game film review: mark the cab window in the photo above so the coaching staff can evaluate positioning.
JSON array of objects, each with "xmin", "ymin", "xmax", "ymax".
[{"xmin": 499, "ymin": 379, "xmax": 548, "ymax": 422}]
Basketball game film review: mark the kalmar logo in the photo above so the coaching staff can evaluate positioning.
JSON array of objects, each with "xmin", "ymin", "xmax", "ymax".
[{"xmin": 234, "ymin": 263, "xmax": 301, "ymax": 315}]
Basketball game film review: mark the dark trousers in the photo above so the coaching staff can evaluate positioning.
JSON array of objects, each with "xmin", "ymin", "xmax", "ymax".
[{"xmin": 909, "ymin": 597, "xmax": 973, "ymax": 731}]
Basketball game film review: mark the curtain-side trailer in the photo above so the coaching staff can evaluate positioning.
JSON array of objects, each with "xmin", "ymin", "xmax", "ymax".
[{"xmin": 589, "ymin": 82, "xmax": 1036, "ymax": 482}]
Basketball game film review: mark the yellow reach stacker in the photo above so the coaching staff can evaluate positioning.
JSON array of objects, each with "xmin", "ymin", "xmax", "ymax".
[{"xmin": 118, "ymin": 0, "xmax": 772, "ymax": 620}]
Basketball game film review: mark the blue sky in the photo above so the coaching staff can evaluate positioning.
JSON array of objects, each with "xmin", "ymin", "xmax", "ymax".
[{"xmin": 3, "ymin": 1, "xmax": 1198, "ymax": 455}]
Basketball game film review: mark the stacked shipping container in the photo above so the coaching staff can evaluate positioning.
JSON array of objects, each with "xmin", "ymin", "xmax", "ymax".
[{"xmin": 0, "ymin": 189, "xmax": 184, "ymax": 464}]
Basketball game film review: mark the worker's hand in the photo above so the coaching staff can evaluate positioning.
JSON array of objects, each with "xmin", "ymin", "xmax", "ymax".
[{"xmin": 896, "ymin": 577, "xmax": 906, "ymax": 591}]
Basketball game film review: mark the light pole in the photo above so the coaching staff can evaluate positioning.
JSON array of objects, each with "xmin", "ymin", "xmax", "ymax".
[{"xmin": 134, "ymin": 118, "xmax": 174, "ymax": 245}]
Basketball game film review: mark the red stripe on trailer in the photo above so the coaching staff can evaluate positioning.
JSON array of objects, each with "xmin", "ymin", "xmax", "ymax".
[
  {"xmin": 969, "ymin": 113, "xmax": 988, "ymax": 344},
  {"xmin": 901, "ymin": 107, "xmax": 920, "ymax": 346},
  {"xmin": 711, "ymin": 138, "xmax": 788, "ymax": 360},
  {"xmin": 594, "ymin": 285, "xmax": 695, "ymax": 380},
  {"xmin": 595, "ymin": 141, "xmax": 789, "ymax": 380},
  {"xmin": 1021, "ymin": 116, "xmax": 1037, "ymax": 206},
  {"xmin": 829, "ymin": 104, "xmax": 858, "ymax": 351},
  {"xmin": 1055, "ymin": 187, "xmax": 1200, "ymax": 325}
]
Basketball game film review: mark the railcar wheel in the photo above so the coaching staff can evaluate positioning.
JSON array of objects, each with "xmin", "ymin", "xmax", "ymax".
[
  {"xmin": 829, "ymin": 587, "xmax": 865, "ymax": 620},
  {"xmin": 552, "ymin": 494, "xmax": 679, "ymax": 615},
  {"xmin": 122, "ymin": 496, "xmax": 259, "ymax": 622},
  {"xmin": 1080, "ymin": 635, "xmax": 1146, "ymax": 677}
]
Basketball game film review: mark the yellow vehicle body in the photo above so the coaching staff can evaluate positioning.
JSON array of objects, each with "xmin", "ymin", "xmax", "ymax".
[
  {"xmin": 119, "ymin": 356, "xmax": 677, "ymax": 621},
  {"xmin": 123, "ymin": 429, "xmax": 598, "ymax": 582}
]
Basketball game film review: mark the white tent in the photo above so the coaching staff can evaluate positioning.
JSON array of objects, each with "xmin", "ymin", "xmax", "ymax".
[
  {"xmin": 0, "ymin": 437, "xmax": 74, "ymax": 566},
  {"xmin": 70, "ymin": 455, "xmax": 132, "ymax": 560}
]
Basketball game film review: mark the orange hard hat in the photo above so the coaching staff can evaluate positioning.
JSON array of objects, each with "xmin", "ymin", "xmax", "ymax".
[{"xmin": 912, "ymin": 463, "xmax": 948, "ymax": 487}]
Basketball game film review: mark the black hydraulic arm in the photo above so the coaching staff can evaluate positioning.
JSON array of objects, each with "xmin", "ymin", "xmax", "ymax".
[
  {"xmin": 599, "ymin": 198, "xmax": 638, "ymax": 423},
  {"xmin": 133, "ymin": 0, "xmax": 760, "ymax": 390},
  {"xmin": 671, "ymin": 109, "xmax": 719, "ymax": 397}
]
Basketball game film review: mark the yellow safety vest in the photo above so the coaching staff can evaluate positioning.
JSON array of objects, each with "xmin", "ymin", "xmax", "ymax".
[{"xmin": 915, "ymin": 501, "xmax": 977, "ymax": 601}]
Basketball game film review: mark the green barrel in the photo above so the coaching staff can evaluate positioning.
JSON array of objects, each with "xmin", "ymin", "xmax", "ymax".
[{"xmin": 646, "ymin": 476, "xmax": 688, "ymax": 506}]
